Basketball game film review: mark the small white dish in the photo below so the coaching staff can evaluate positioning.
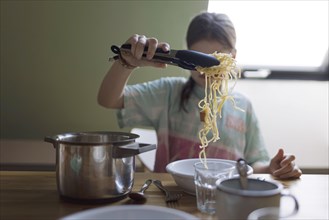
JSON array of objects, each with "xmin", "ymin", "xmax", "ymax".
[
  {"xmin": 166, "ymin": 158, "xmax": 253, "ymax": 195},
  {"xmin": 60, "ymin": 205, "xmax": 199, "ymax": 220}
]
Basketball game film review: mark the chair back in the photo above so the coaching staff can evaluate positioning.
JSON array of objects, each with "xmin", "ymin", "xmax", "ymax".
[{"xmin": 131, "ymin": 128, "xmax": 157, "ymax": 171}]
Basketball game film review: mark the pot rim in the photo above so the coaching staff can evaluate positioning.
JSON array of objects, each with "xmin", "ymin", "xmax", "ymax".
[{"xmin": 45, "ymin": 131, "xmax": 140, "ymax": 145}]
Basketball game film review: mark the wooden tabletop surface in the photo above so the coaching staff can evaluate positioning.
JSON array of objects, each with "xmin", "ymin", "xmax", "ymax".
[{"xmin": 0, "ymin": 171, "xmax": 328, "ymax": 220}]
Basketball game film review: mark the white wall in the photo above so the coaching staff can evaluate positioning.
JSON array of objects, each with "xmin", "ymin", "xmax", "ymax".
[{"xmin": 236, "ymin": 80, "xmax": 329, "ymax": 169}]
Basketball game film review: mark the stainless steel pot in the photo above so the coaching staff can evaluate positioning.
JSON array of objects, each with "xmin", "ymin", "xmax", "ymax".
[{"xmin": 44, "ymin": 131, "xmax": 156, "ymax": 202}]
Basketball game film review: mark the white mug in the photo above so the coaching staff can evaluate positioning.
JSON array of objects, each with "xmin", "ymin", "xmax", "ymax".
[
  {"xmin": 215, "ymin": 178, "xmax": 299, "ymax": 219},
  {"xmin": 248, "ymin": 207, "xmax": 281, "ymax": 220}
]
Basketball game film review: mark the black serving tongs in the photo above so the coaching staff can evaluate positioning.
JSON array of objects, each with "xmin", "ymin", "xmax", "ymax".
[{"xmin": 110, "ymin": 44, "xmax": 220, "ymax": 70}]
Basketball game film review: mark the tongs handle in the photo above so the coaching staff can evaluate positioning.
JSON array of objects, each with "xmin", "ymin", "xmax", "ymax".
[
  {"xmin": 110, "ymin": 44, "xmax": 172, "ymax": 65},
  {"xmin": 119, "ymin": 43, "xmax": 169, "ymax": 54},
  {"xmin": 111, "ymin": 44, "xmax": 220, "ymax": 70}
]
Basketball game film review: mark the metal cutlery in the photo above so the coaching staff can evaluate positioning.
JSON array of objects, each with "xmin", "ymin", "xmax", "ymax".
[
  {"xmin": 236, "ymin": 158, "xmax": 249, "ymax": 190},
  {"xmin": 129, "ymin": 179, "xmax": 152, "ymax": 201},
  {"xmin": 153, "ymin": 179, "xmax": 182, "ymax": 203}
]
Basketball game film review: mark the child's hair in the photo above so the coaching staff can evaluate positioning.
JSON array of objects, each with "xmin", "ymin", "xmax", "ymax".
[{"xmin": 180, "ymin": 12, "xmax": 236, "ymax": 112}]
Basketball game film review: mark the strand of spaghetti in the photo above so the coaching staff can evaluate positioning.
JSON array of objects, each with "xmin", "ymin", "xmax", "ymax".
[{"xmin": 196, "ymin": 52, "xmax": 244, "ymax": 168}]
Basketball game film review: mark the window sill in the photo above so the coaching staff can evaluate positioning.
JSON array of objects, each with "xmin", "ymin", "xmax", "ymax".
[{"xmin": 241, "ymin": 69, "xmax": 329, "ymax": 81}]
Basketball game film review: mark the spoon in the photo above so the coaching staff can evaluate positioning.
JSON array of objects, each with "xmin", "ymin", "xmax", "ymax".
[
  {"xmin": 236, "ymin": 158, "xmax": 249, "ymax": 190},
  {"xmin": 128, "ymin": 179, "xmax": 152, "ymax": 201}
]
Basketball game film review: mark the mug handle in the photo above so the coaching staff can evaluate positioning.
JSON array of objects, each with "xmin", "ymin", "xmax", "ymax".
[{"xmin": 280, "ymin": 191, "xmax": 299, "ymax": 218}]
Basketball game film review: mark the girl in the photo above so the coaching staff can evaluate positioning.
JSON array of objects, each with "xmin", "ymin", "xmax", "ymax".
[{"xmin": 98, "ymin": 12, "xmax": 302, "ymax": 179}]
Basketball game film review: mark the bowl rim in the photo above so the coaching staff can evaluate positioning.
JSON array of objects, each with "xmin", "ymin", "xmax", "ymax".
[{"xmin": 166, "ymin": 158, "xmax": 238, "ymax": 178}]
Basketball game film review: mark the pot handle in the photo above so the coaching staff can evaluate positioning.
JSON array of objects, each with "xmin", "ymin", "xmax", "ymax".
[
  {"xmin": 44, "ymin": 136, "xmax": 59, "ymax": 148},
  {"xmin": 112, "ymin": 143, "xmax": 156, "ymax": 158}
]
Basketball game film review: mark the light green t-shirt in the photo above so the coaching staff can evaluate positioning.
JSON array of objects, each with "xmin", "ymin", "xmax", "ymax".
[{"xmin": 117, "ymin": 77, "xmax": 269, "ymax": 172}]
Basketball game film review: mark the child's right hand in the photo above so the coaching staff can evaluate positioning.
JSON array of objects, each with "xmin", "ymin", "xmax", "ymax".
[{"xmin": 120, "ymin": 34, "xmax": 170, "ymax": 69}]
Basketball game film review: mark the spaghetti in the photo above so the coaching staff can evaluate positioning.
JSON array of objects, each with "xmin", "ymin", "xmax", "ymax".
[{"xmin": 196, "ymin": 52, "xmax": 244, "ymax": 168}]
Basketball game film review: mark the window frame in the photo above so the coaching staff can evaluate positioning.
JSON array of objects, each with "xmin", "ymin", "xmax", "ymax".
[
  {"xmin": 207, "ymin": 1, "xmax": 329, "ymax": 81},
  {"xmin": 240, "ymin": 49, "xmax": 328, "ymax": 81},
  {"xmin": 241, "ymin": 69, "xmax": 328, "ymax": 81}
]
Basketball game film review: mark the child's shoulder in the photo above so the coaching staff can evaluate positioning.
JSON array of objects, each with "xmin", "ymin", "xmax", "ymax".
[
  {"xmin": 157, "ymin": 76, "xmax": 188, "ymax": 84},
  {"xmin": 150, "ymin": 77, "xmax": 188, "ymax": 89}
]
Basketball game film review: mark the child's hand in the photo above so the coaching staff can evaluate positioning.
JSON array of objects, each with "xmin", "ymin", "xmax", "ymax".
[
  {"xmin": 121, "ymin": 34, "xmax": 170, "ymax": 68},
  {"xmin": 269, "ymin": 148, "xmax": 302, "ymax": 179}
]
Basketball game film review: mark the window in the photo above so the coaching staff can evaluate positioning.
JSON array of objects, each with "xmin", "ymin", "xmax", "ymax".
[{"xmin": 208, "ymin": 1, "xmax": 328, "ymax": 80}]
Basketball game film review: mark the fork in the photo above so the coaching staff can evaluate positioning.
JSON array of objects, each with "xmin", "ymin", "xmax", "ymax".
[{"xmin": 153, "ymin": 179, "xmax": 182, "ymax": 203}]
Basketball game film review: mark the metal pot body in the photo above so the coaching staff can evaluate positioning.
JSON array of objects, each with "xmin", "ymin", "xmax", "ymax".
[{"xmin": 45, "ymin": 131, "xmax": 156, "ymax": 201}]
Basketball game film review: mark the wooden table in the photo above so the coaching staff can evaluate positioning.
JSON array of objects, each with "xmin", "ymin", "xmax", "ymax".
[{"xmin": 0, "ymin": 171, "xmax": 328, "ymax": 220}]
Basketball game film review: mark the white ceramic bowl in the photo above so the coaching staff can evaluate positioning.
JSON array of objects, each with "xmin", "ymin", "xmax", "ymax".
[
  {"xmin": 166, "ymin": 158, "xmax": 253, "ymax": 195},
  {"xmin": 61, "ymin": 205, "xmax": 199, "ymax": 220}
]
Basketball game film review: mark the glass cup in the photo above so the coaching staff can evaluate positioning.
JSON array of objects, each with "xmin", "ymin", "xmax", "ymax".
[{"xmin": 194, "ymin": 161, "xmax": 235, "ymax": 215}]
